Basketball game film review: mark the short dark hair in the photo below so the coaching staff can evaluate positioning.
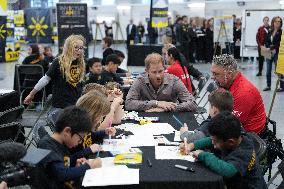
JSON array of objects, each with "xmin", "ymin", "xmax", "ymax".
[
  {"xmin": 208, "ymin": 111, "xmax": 242, "ymax": 141},
  {"xmin": 106, "ymin": 54, "xmax": 121, "ymax": 65},
  {"xmin": 88, "ymin": 57, "xmax": 101, "ymax": 68},
  {"xmin": 208, "ymin": 88, "xmax": 233, "ymax": 112},
  {"xmin": 103, "ymin": 37, "xmax": 113, "ymax": 47},
  {"xmin": 114, "ymin": 50, "xmax": 125, "ymax": 59},
  {"xmin": 55, "ymin": 106, "xmax": 92, "ymax": 135}
]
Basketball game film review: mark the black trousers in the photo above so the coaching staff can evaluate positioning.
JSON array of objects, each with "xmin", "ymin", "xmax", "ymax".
[{"xmin": 258, "ymin": 47, "xmax": 264, "ymax": 74}]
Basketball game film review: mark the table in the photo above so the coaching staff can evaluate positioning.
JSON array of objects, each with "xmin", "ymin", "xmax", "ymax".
[
  {"xmin": 87, "ymin": 112, "xmax": 224, "ymax": 189},
  {"xmin": 0, "ymin": 90, "xmax": 20, "ymax": 112},
  {"xmin": 127, "ymin": 44, "xmax": 163, "ymax": 66}
]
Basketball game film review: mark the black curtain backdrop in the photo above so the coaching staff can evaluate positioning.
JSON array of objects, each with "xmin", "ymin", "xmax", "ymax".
[
  {"xmin": 56, "ymin": 3, "xmax": 89, "ymax": 58},
  {"xmin": 0, "ymin": 16, "xmax": 7, "ymax": 62}
]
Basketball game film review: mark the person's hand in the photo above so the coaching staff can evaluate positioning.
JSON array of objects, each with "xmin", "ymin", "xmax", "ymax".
[
  {"xmin": 145, "ymin": 107, "xmax": 165, "ymax": 112},
  {"xmin": 126, "ymin": 73, "xmax": 131, "ymax": 77},
  {"xmin": 89, "ymin": 144, "xmax": 102, "ymax": 153},
  {"xmin": 192, "ymin": 150, "xmax": 204, "ymax": 159},
  {"xmin": 23, "ymin": 93, "xmax": 34, "ymax": 105},
  {"xmin": 76, "ymin": 158, "xmax": 87, "ymax": 167},
  {"xmin": 180, "ymin": 123, "xmax": 189, "ymax": 135},
  {"xmin": 179, "ymin": 142, "xmax": 194, "ymax": 155},
  {"xmin": 87, "ymin": 158, "xmax": 102, "ymax": 169},
  {"xmin": 111, "ymin": 97, "xmax": 123, "ymax": 110},
  {"xmin": 157, "ymin": 101, "xmax": 177, "ymax": 111},
  {"xmin": 105, "ymin": 127, "xmax": 116, "ymax": 136},
  {"xmin": 0, "ymin": 181, "xmax": 8, "ymax": 189}
]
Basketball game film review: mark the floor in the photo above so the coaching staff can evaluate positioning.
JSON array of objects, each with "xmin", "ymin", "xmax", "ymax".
[{"xmin": 0, "ymin": 43, "xmax": 283, "ymax": 188}]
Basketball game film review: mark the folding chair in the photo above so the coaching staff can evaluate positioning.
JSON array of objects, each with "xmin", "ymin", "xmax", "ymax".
[
  {"xmin": 0, "ymin": 105, "xmax": 25, "ymax": 125},
  {"xmin": 195, "ymin": 82, "xmax": 218, "ymax": 121},
  {"xmin": 193, "ymin": 73, "xmax": 210, "ymax": 98},
  {"xmin": 15, "ymin": 64, "xmax": 46, "ymax": 110},
  {"xmin": 0, "ymin": 122, "xmax": 23, "ymax": 143}
]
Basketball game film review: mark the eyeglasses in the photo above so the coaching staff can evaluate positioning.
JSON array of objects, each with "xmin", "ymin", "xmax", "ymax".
[
  {"xmin": 74, "ymin": 132, "xmax": 85, "ymax": 144},
  {"xmin": 74, "ymin": 46, "xmax": 86, "ymax": 51}
]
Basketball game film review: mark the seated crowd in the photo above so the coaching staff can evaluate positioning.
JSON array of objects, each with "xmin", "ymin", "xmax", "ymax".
[{"xmin": 20, "ymin": 34, "xmax": 268, "ymax": 189}]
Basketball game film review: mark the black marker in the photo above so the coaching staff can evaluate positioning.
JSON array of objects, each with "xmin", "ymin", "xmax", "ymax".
[
  {"xmin": 174, "ymin": 164, "xmax": 195, "ymax": 172},
  {"xmin": 147, "ymin": 158, "xmax": 152, "ymax": 167}
]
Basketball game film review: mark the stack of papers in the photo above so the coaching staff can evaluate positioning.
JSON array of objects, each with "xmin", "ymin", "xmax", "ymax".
[
  {"xmin": 82, "ymin": 165, "xmax": 139, "ymax": 187},
  {"xmin": 155, "ymin": 146, "xmax": 195, "ymax": 162}
]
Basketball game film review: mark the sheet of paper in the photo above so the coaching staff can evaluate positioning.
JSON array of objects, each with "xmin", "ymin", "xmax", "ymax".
[
  {"xmin": 127, "ymin": 134, "xmax": 157, "ymax": 147},
  {"xmin": 82, "ymin": 166, "xmax": 139, "ymax": 187},
  {"xmin": 155, "ymin": 146, "xmax": 195, "ymax": 162},
  {"xmin": 174, "ymin": 131, "xmax": 182, "ymax": 142}
]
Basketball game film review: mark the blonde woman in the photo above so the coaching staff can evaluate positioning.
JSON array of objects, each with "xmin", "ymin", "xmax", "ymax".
[
  {"xmin": 24, "ymin": 34, "xmax": 86, "ymax": 122},
  {"xmin": 75, "ymin": 90, "xmax": 116, "ymax": 149},
  {"xmin": 82, "ymin": 83, "xmax": 124, "ymax": 130}
]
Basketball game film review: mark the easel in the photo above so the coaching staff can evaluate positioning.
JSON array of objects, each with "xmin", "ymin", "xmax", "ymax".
[
  {"xmin": 113, "ymin": 14, "xmax": 126, "ymax": 49},
  {"xmin": 92, "ymin": 18, "xmax": 125, "ymax": 56},
  {"xmin": 214, "ymin": 20, "xmax": 232, "ymax": 56},
  {"xmin": 92, "ymin": 22, "xmax": 104, "ymax": 57}
]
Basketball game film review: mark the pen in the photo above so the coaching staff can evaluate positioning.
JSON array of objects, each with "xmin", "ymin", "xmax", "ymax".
[
  {"xmin": 175, "ymin": 164, "xmax": 195, "ymax": 172},
  {"xmin": 147, "ymin": 158, "xmax": 152, "ymax": 167},
  {"xmin": 173, "ymin": 115, "xmax": 183, "ymax": 127},
  {"xmin": 96, "ymin": 150, "xmax": 100, "ymax": 158},
  {"xmin": 184, "ymin": 137, "xmax": 188, "ymax": 155}
]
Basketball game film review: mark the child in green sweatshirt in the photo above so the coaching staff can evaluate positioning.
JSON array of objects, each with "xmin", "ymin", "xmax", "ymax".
[{"xmin": 180, "ymin": 111, "xmax": 267, "ymax": 189}]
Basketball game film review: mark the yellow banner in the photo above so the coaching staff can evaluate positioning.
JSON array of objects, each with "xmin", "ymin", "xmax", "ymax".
[
  {"xmin": 276, "ymin": 29, "xmax": 284, "ymax": 75},
  {"xmin": 0, "ymin": 0, "xmax": 7, "ymax": 15},
  {"xmin": 5, "ymin": 51, "xmax": 20, "ymax": 62}
]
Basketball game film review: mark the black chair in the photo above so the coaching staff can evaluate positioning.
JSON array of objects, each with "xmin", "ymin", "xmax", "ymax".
[
  {"xmin": 15, "ymin": 64, "xmax": 46, "ymax": 110},
  {"xmin": 0, "ymin": 122, "xmax": 23, "ymax": 142},
  {"xmin": 0, "ymin": 105, "xmax": 25, "ymax": 125},
  {"xmin": 247, "ymin": 132, "xmax": 267, "ymax": 170}
]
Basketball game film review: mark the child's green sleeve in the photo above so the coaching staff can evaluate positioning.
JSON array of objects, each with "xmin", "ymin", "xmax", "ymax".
[
  {"xmin": 198, "ymin": 152, "xmax": 238, "ymax": 178},
  {"xmin": 193, "ymin": 137, "xmax": 212, "ymax": 149}
]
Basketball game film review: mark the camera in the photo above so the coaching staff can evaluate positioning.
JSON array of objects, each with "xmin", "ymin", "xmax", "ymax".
[{"xmin": 0, "ymin": 142, "xmax": 50, "ymax": 187}]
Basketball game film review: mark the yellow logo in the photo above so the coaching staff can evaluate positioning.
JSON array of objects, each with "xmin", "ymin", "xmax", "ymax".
[
  {"xmin": 68, "ymin": 64, "xmax": 80, "ymax": 87},
  {"xmin": 7, "ymin": 30, "xmax": 13, "ymax": 37},
  {"xmin": 0, "ymin": 24, "xmax": 6, "ymax": 39},
  {"xmin": 28, "ymin": 16, "xmax": 48, "ymax": 36},
  {"xmin": 65, "ymin": 6, "xmax": 73, "ymax": 16}
]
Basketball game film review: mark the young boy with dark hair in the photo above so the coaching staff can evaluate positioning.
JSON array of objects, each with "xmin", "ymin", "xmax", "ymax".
[
  {"xmin": 38, "ymin": 106, "xmax": 102, "ymax": 189},
  {"xmin": 100, "ymin": 54, "xmax": 124, "ymax": 85},
  {"xmin": 113, "ymin": 50, "xmax": 131, "ymax": 77},
  {"xmin": 180, "ymin": 111, "xmax": 267, "ymax": 189},
  {"xmin": 85, "ymin": 57, "xmax": 103, "ymax": 84},
  {"xmin": 180, "ymin": 88, "xmax": 233, "ymax": 142}
]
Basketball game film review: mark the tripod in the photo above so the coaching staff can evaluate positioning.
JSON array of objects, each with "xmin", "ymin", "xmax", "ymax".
[{"xmin": 92, "ymin": 22, "xmax": 104, "ymax": 57}]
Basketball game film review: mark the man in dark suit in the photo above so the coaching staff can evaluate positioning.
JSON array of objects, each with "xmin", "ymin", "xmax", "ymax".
[{"xmin": 126, "ymin": 20, "xmax": 137, "ymax": 49}]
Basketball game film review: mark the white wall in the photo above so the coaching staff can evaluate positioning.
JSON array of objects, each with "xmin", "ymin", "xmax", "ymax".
[{"xmin": 205, "ymin": 0, "xmax": 282, "ymax": 19}]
